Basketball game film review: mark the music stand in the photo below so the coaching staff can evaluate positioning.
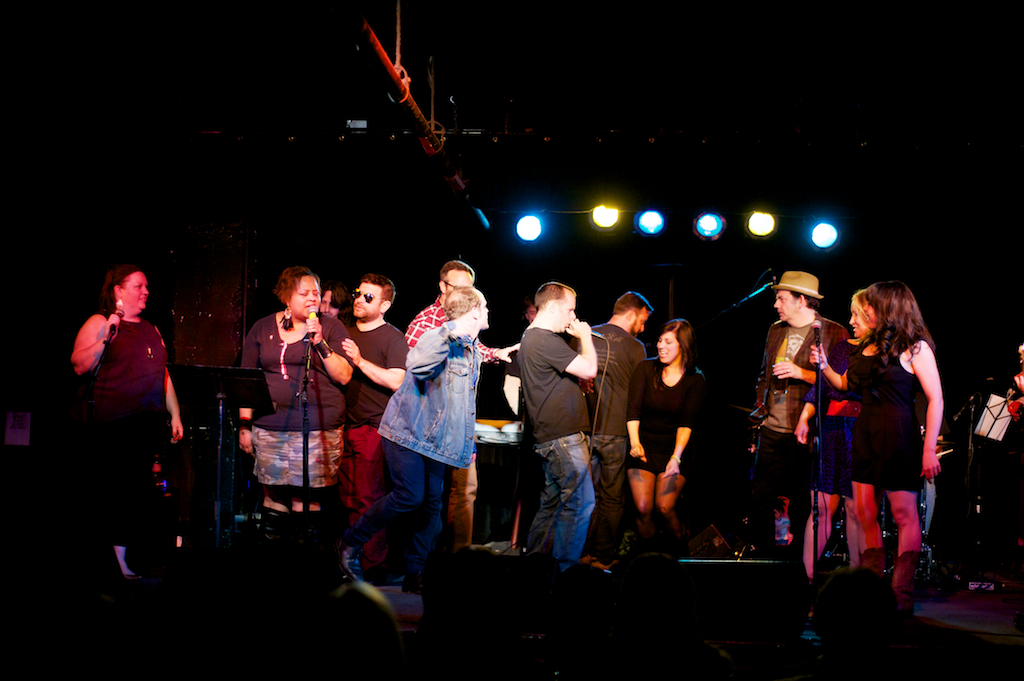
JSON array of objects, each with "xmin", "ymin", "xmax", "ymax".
[
  {"xmin": 167, "ymin": 364, "xmax": 272, "ymax": 548},
  {"xmin": 974, "ymin": 393, "xmax": 1014, "ymax": 442}
]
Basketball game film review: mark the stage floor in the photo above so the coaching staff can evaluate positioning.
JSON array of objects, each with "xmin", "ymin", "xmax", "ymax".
[{"xmin": 62, "ymin": 542, "xmax": 1023, "ymax": 679}]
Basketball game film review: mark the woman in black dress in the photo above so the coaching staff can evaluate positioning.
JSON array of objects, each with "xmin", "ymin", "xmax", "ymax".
[
  {"xmin": 814, "ymin": 281, "xmax": 943, "ymax": 614},
  {"xmin": 625, "ymin": 319, "xmax": 706, "ymax": 547}
]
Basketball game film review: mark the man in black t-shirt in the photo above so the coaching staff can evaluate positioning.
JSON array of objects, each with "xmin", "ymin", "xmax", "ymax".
[
  {"xmin": 580, "ymin": 291, "xmax": 652, "ymax": 569},
  {"xmin": 519, "ymin": 282, "xmax": 598, "ymax": 572},
  {"xmin": 340, "ymin": 274, "xmax": 408, "ymax": 583}
]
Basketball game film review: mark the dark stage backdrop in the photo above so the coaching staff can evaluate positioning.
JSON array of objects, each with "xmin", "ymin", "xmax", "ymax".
[
  {"xmin": 31, "ymin": 128, "xmax": 1018, "ymax": 556},
  {"xmin": 15, "ymin": 5, "xmax": 1021, "ymax": 559}
]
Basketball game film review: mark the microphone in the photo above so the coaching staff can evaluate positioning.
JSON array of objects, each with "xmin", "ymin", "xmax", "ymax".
[
  {"xmin": 591, "ymin": 330, "xmax": 606, "ymax": 340},
  {"xmin": 305, "ymin": 311, "xmax": 318, "ymax": 342},
  {"xmin": 109, "ymin": 300, "xmax": 125, "ymax": 338},
  {"xmin": 812, "ymin": 320, "xmax": 822, "ymax": 346}
]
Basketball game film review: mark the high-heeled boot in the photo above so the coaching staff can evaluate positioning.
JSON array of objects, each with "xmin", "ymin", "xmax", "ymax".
[
  {"xmin": 260, "ymin": 507, "xmax": 290, "ymax": 542},
  {"xmin": 892, "ymin": 550, "xmax": 919, "ymax": 616},
  {"xmin": 860, "ymin": 547, "xmax": 886, "ymax": 577}
]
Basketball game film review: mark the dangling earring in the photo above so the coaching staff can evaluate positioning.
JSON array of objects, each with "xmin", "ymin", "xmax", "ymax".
[{"xmin": 282, "ymin": 308, "xmax": 294, "ymax": 331}]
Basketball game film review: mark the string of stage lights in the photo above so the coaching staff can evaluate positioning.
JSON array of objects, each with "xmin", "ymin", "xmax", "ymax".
[{"xmin": 511, "ymin": 208, "xmax": 842, "ymax": 250}]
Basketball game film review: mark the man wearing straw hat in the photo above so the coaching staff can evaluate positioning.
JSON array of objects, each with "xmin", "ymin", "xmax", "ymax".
[{"xmin": 750, "ymin": 271, "xmax": 849, "ymax": 560}]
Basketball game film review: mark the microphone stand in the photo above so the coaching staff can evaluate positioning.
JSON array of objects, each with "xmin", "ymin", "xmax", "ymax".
[
  {"xmin": 811, "ymin": 333, "xmax": 824, "ymax": 584},
  {"xmin": 299, "ymin": 332, "xmax": 314, "ymax": 537},
  {"xmin": 698, "ymin": 269, "xmax": 775, "ymax": 329}
]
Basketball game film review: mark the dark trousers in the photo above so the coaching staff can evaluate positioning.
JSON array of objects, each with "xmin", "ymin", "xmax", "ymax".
[
  {"xmin": 344, "ymin": 439, "xmax": 447, "ymax": 574},
  {"xmin": 339, "ymin": 424, "xmax": 388, "ymax": 570},
  {"xmin": 751, "ymin": 427, "xmax": 811, "ymax": 559}
]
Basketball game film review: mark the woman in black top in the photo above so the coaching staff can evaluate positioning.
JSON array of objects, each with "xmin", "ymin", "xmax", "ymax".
[
  {"xmin": 626, "ymin": 319, "xmax": 706, "ymax": 546},
  {"xmin": 71, "ymin": 265, "xmax": 184, "ymax": 579},
  {"xmin": 814, "ymin": 281, "xmax": 943, "ymax": 614},
  {"xmin": 239, "ymin": 267, "xmax": 353, "ymax": 537}
]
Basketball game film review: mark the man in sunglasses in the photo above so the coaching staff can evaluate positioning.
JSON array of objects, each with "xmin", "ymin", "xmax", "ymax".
[
  {"xmin": 338, "ymin": 274, "xmax": 407, "ymax": 584},
  {"xmin": 405, "ymin": 260, "xmax": 519, "ymax": 554}
]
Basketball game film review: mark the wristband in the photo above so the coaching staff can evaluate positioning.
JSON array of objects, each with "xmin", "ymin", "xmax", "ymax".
[{"xmin": 315, "ymin": 340, "xmax": 334, "ymax": 360}]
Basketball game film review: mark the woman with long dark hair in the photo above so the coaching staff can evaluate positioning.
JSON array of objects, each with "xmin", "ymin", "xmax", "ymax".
[
  {"xmin": 625, "ymin": 319, "xmax": 706, "ymax": 550},
  {"xmin": 814, "ymin": 281, "xmax": 943, "ymax": 614},
  {"xmin": 71, "ymin": 264, "xmax": 184, "ymax": 579}
]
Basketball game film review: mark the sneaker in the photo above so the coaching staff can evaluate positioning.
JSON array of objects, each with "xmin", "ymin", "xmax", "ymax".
[
  {"xmin": 362, "ymin": 564, "xmax": 390, "ymax": 586},
  {"xmin": 335, "ymin": 537, "xmax": 361, "ymax": 582},
  {"xmin": 402, "ymin": 571, "xmax": 425, "ymax": 595}
]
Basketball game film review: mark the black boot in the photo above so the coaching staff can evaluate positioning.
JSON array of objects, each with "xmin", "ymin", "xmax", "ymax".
[{"xmin": 260, "ymin": 507, "xmax": 290, "ymax": 542}]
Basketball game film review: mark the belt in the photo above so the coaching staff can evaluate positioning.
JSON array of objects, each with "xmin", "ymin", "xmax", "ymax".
[{"xmin": 827, "ymin": 400, "xmax": 861, "ymax": 418}]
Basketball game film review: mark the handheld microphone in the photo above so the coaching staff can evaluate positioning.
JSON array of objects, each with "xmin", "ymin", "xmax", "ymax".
[
  {"xmin": 306, "ymin": 311, "xmax": 318, "ymax": 342},
  {"xmin": 812, "ymin": 319, "xmax": 822, "ymax": 346},
  {"xmin": 109, "ymin": 300, "xmax": 125, "ymax": 338},
  {"xmin": 591, "ymin": 330, "xmax": 606, "ymax": 340}
]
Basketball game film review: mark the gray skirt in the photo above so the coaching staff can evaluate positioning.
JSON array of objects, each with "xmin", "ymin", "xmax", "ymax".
[{"xmin": 252, "ymin": 426, "xmax": 344, "ymax": 487}]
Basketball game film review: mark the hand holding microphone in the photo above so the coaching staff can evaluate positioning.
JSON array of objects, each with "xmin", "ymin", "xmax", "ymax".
[
  {"xmin": 567, "ymin": 318, "xmax": 592, "ymax": 340},
  {"xmin": 107, "ymin": 299, "xmax": 125, "ymax": 340},
  {"xmin": 306, "ymin": 310, "xmax": 322, "ymax": 344},
  {"xmin": 306, "ymin": 311, "xmax": 336, "ymax": 360}
]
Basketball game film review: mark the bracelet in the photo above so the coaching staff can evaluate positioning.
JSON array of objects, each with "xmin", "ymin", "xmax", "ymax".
[
  {"xmin": 239, "ymin": 417, "xmax": 251, "ymax": 432},
  {"xmin": 315, "ymin": 340, "xmax": 334, "ymax": 360}
]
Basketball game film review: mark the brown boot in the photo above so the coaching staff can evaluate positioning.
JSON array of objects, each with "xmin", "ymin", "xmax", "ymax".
[
  {"xmin": 860, "ymin": 548, "xmax": 886, "ymax": 577},
  {"xmin": 892, "ymin": 550, "xmax": 919, "ymax": 616}
]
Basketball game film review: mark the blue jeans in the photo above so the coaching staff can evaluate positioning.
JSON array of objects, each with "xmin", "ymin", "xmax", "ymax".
[
  {"xmin": 344, "ymin": 438, "xmax": 447, "ymax": 574},
  {"xmin": 582, "ymin": 434, "xmax": 628, "ymax": 564},
  {"xmin": 526, "ymin": 432, "xmax": 595, "ymax": 572}
]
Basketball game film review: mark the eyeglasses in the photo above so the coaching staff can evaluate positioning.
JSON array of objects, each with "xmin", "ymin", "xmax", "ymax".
[{"xmin": 353, "ymin": 290, "xmax": 375, "ymax": 303}]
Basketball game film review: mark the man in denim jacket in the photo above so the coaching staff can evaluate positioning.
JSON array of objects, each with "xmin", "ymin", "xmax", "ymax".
[{"xmin": 338, "ymin": 286, "xmax": 489, "ymax": 593}]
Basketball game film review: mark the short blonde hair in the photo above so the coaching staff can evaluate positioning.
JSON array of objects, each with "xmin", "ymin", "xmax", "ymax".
[{"xmin": 444, "ymin": 286, "xmax": 482, "ymax": 321}]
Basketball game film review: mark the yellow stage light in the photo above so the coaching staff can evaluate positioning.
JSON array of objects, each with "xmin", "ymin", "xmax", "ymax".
[
  {"xmin": 747, "ymin": 212, "xmax": 775, "ymax": 237},
  {"xmin": 592, "ymin": 205, "xmax": 620, "ymax": 229}
]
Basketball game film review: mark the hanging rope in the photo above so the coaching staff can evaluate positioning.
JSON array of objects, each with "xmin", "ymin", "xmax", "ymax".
[
  {"xmin": 427, "ymin": 56, "xmax": 446, "ymax": 139},
  {"xmin": 393, "ymin": 1, "xmax": 411, "ymax": 102}
]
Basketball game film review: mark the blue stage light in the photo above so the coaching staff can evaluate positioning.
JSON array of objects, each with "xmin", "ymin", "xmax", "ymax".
[
  {"xmin": 693, "ymin": 212, "xmax": 726, "ymax": 241},
  {"xmin": 634, "ymin": 210, "xmax": 665, "ymax": 236},
  {"xmin": 516, "ymin": 215, "xmax": 542, "ymax": 241},
  {"xmin": 811, "ymin": 222, "xmax": 839, "ymax": 249}
]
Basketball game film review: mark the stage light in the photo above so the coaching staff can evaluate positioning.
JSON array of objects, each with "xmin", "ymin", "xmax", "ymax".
[
  {"xmin": 516, "ymin": 215, "xmax": 542, "ymax": 242},
  {"xmin": 811, "ymin": 222, "xmax": 839, "ymax": 249},
  {"xmin": 591, "ymin": 205, "xmax": 619, "ymax": 229},
  {"xmin": 693, "ymin": 212, "xmax": 726, "ymax": 241},
  {"xmin": 634, "ymin": 210, "xmax": 665, "ymax": 236},
  {"xmin": 747, "ymin": 212, "xmax": 775, "ymax": 237}
]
